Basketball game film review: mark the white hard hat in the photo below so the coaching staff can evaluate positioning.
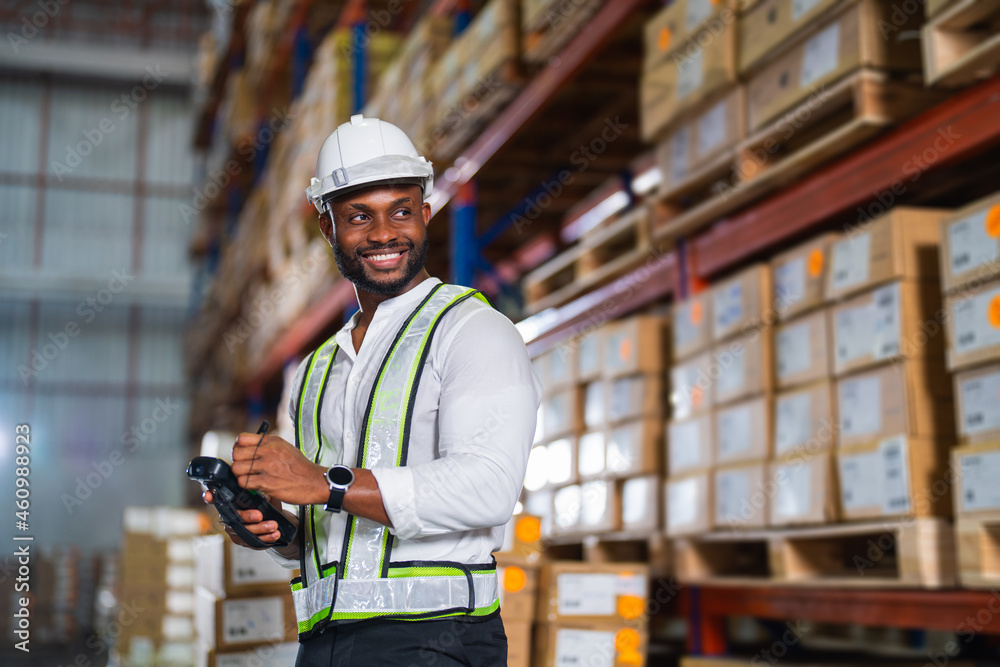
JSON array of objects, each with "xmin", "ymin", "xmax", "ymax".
[{"xmin": 305, "ymin": 114, "xmax": 433, "ymax": 213}]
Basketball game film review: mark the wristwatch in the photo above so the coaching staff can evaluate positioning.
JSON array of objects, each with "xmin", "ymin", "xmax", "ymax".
[{"xmin": 324, "ymin": 465, "xmax": 355, "ymax": 513}]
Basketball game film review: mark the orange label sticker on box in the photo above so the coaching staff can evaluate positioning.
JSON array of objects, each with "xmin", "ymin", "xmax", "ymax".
[
  {"xmin": 619, "ymin": 338, "xmax": 632, "ymax": 362},
  {"xmin": 989, "ymin": 296, "xmax": 1000, "ymax": 329},
  {"xmin": 503, "ymin": 566, "xmax": 526, "ymax": 593},
  {"xmin": 658, "ymin": 27, "xmax": 672, "ymax": 52},
  {"xmin": 615, "ymin": 628, "xmax": 641, "ymax": 652},
  {"xmin": 986, "ymin": 205, "xmax": 1000, "ymax": 238},
  {"xmin": 691, "ymin": 385, "xmax": 704, "ymax": 409},
  {"xmin": 808, "ymin": 249, "xmax": 824, "ymax": 277},
  {"xmin": 617, "ymin": 594, "xmax": 644, "ymax": 620},
  {"xmin": 690, "ymin": 300, "xmax": 703, "ymax": 325},
  {"xmin": 619, "ymin": 651, "xmax": 644, "ymax": 667},
  {"xmin": 515, "ymin": 515, "xmax": 541, "ymax": 544}
]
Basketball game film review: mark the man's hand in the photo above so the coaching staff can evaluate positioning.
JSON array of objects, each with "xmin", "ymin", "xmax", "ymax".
[
  {"xmin": 202, "ymin": 489, "xmax": 297, "ymax": 549},
  {"xmin": 229, "ymin": 433, "xmax": 330, "ymax": 506}
]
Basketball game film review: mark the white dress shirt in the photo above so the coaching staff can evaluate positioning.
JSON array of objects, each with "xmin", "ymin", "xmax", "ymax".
[{"xmin": 270, "ymin": 277, "xmax": 542, "ymax": 569}]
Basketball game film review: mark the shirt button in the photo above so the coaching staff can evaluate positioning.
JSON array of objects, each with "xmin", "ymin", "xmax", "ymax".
[
  {"xmin": 351, "ymin": 376, "xmax": 359, "ymax": 384},
  {"xmin": 346, "ymin": 430, "xmax": 354, "ymax": 440}
]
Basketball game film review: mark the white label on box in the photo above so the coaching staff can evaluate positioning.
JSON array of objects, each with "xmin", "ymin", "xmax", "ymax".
[
  {"xmin": 838, "ymin": 375, "xmax": 882, "ymax": 437},
  {"xmin": 831, "ymin": 232, "xmax": 871, "ymax": 293},
  {"xmin": 578, "ymin": 432, "xmax": 606, "ymax": 476},
  {"xmin": 216, "ymin": 643, "xmax": 302, "ymax": 667},
  {"xmin": 792, "ymin": 0, "xmax": 825, "ymax": 22},
  {"xmin": 775, "ymin": 461, "xmax": 812, "ymax": 518},
  {"xmin": 835, "ymin": 301, "xmax": 874, "ymax": 367},
  {"xmin": 675, "ymin": 300, "xmax": 699, "ymax": 349},
  {"xmin": 714, "ymin": 281, "xmax": 744, "ymax": 335},
  {"xmin": 774, "ymin": 256, "xmax": 806, "ymax": 313},
  {"xmin": 557, "ymin": 573, "xmax": 617, "ymax": 616},
  {"xmin": 715, "ymin": 468, "xmax": 750, "ymax": 525},
  {"xmin": 953, "ymin": 286, "xmax": 1000, "ymax": 353},
  {"xmin": 677, "ymin": 46, "xmax": 705, "ymax": 100},
  {"xmin": 839, "ymin": 450, "xmax": 881, "ymax": 510},
  {"xmin": 777, "ymin": 320, "xmax": 812, "ymax": 380},
  {"xmin": 616, "ymin": 573, "xmax": 647, "ymax": 597},
  {"xmin": 949, "ymin": 211, "xmax": 997, "ymax": 276},
  {"xmin": 775, "ymin": 390, "xmax": 812, "ymax": 455},
  {"xmin": 585, "ymin": 382, "xmax": 605, "ymax": 428},
  {"xmin": 670, "ymin": 419, "xmax": 704, "ymax": 472},
  {"xmin": 801, "ymin": 22, "xmax": 840, "ymax": 87},
  {"xmin": 960, "ymin": 450, "xmax": 1000, "ymax": 512},
  {"xmin": 608, "ymin": 377, "xmax": 636, "ymax": 422},
  {"xmin": 554, "ymin": 485, "xmax": 582, "ymax": 530},
  {"xmin": 623, "ymin": 477, "xmax": 652, "ymax": 526},
  {"xmin": 686, "ymin": 0, "xmax": 714, "ymax": 31},
  {"xmin": 222, "ymin": 598, "xmax": 285, "ymax": 645},
  {"xmin": 671, "ymin": 125, "xmax": 691, "ymax": 184},
  {"xmin": 880, "ymin": 435, "xmax": 911, "ymax": 514},
  {"xmin": 555, "ymin": 629, "xmax": 616, "ymax": 667},
  {"xmin": 580, "ymin": 481, "xmax": 610, "ymax": 527},
  {"xmin": 607, "ymin": 425, "xmax": 637, "ymax": 473},
  {"xmin": 717, "ymin": 404, "xmax": 753, "ymax": 458},
  {"xmin": 547, "ymin": 438, "xmax": 574, "ymax": 485},
  {"xmin": 229, "ymin": 545, "xmax": 290, "ymax": 586},
  {"xmin": 717, "ymin": 346, "xmax": 748, "ymax": 398},
  {"xmin": 668, "ymin": 477, "xmax": 699, "ymax": 527},
  {"xmin": 697, "ymin": 98, "xmax": 728, "ymax": 156},
  {"xmin": 579, "ymin": 333, "xmax": 601, "ymax": 377},
  {"xmin": 960, "ymin": 370, "xmax": 1000, "ymax": 435},
  {"xmin": 872, "ymin": 283, "xmax": 902, "ymax": 361}
]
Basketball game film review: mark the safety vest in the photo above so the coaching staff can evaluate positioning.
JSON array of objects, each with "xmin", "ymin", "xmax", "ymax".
[{"xmin": 289, "ymin": 283, "xmax": 500, "ymax": 639}]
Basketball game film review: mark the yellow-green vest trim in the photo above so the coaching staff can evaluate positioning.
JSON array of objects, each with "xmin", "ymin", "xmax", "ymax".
[{"xmin": 289, "ymin": 283, "xmax": 497, "ymax": 639}]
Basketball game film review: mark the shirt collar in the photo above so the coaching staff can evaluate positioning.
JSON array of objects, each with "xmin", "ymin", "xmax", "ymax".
[{"xmin": 339, "ymin": 276, "xmax": 442, "ymax": 334}]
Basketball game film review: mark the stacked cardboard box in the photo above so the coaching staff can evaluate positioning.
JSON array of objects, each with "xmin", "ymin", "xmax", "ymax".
[
  {"xmin": 495, "ymin": 513, "xmax": 545, "ymax": 667},
  {"xmin": 827, "ymin": 209, "xmax": 955, "ymax": 522},
  {"xmin": 193, "ymin": 534, "xmax": 299, "ymax": 665},
  {"xmin": 114, "ymin": 507, "xmax": 211, "ymax": 667},
  {"xmin": 769, "ymin": 234, "xmax": 840, "ymax": 526}
]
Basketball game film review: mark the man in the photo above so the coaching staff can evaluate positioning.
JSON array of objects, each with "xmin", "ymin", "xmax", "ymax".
[{"xmin": 204, "ymin": 115, "xmax": 541, "ymax": 666}]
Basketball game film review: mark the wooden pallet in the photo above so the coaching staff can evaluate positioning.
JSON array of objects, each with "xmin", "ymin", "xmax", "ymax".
[
  {"xmin": 523, "ymin": 205, "xmax": 656, "ymax": 314},
  {"xmin": 674, "ymin": 518, "xmax": 956, "ymax": 588},
  {"xmin": 956, "ymin": 514, "xmax": 1000, "ymax": 589},
  {"xmin": 545, "ymin": 530, "xmax": 672, "ymax": 578},
  {"xmin": 653, "ymin": 69, "xmax": 943, "ymax": 242},
  {"xmin": 923, "ymin": 0, "xmax": 1000, "ymax": 87},
  {"xmin": 522, "ymin": 0, "xmax": 605, "ymax": 65}
]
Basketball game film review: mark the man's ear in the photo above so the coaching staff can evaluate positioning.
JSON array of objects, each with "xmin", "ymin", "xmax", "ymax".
[
  {"xmin": 318, "ymin": 211, "xmax": 334, "ymax": 243},
  {"xmin": 422, "ymin": 202, "xmax": 431, "ymax": 227}
]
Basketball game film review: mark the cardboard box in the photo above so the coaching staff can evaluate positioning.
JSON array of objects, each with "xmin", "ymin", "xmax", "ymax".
[
  {"xmin": 774, "ymin": 380, "xmax": 837, "ymax": 457},
  {"xmin": 195, "ymin": 588, "xmax": 297, "ymax": 650},
  {"xmin": 714, "ymin": 460, "xmax": 769, "ymax": 530},
  {"xmin": 670, "ymin": 352, "xmax": 714, "ymax": 419},
  {"xmin": 835, "ymin": 361, "xmax": 954, "ymax": 448},
  {"xmin": 666, "ymin": 471, "xmax": 712, "ymax": 536},
  {"xmin": 534, "ymin": 622, "xmax": 648, "ymax": 667},
  {"xmin": 535, "ymin": 561, "xmax": 650, "ymax": 624},
  {"xmin": 497, "ymin": 514, "xmax": 544, "ymax": 564},
  {"xmin": 605, "ymin": 418, "xmax": 663, "ymax": 477},
  {"xmin": 546, "ymin": 436, "xmax": 578, "ymax": 487},
  {"xmin": 838, "ymin": 435, "xmax": 952, "ymax": 520},
  {"xmin": 579, "ymin": 479, "xmax": 622, "ymax": 533},
  {"xmin": 641, "ymin": 17, "xmax": 739, "ymax": 142},
  {"xmin": 746, "ymin": 0, "xmax": 924, "ymax": 131},
  {"xmin": 826, "ymin": 208, "xmax": 945, "ymax": 301},
  {"xmin": 602, "ymin": 316, "xmax": 668, "ymax": 378},
  {"xmin": 711, "ymin": 264, "xmax": 774, "ymax": 342},
  {"xmin": 577, "ymin": 328, "xmax": 605, "ymax": 382},
  {"xmin": 925, "ymin": 0, "xmax": 959, "ymax": 19},
  {"xmin": 536, "ymin": 345, "xmax": 577, "ymax": 393},
  {"xmin": 831, "ymin": 281, "xmax": 945, "ymax": 376},
  {"xmin": 207, "ymin": 642, "xmax": 300, "ymax": 667},
  {"xmin": 953, "ymin": 363, "xmax": 1000, "ymax": 444},
  {"xmin": 772, "ymin": 233, "xmax": 840, "ymax": 320},
  {"xmin": 497, "ymin": 563, "xmax": 539, "ymax": 623},
  {"xmin": 672, "ymin": 291, "xmax": 712, "ymax": 361},
  {"xmin": 657, "ymin": 86, "xmax": 746, "ymax": 195},
  {"xmin": 712, "ymin": 329, "xmax": 774, "ymax": 405},
  {"xmin": 584, "ymin": 380, "xmax": 607, "ymax": 429},
  {"xmin": 542, "ymin": 386, "xmax": 583, "ymax": 439},
  {"xmin": 669, "ymin": 412, "xmax": 714, "ymax": 475},
  {"xmin": 939, "ymin": 191, "xmax": 1000, "ymax": 293},
  {"xmin": 505, "ymin": 620, "xmax": 533, "ymax": 667},
  {"xmin": 776, "ymin": 308, "xmax": 832, "ymax": 389},
  {"xmin": 953, "ymin": 442, "xmax": 1000, "ymax": 518},
  {"xmin": 578, "ymin": 431, "xmax": 607, "ymax": 479},
  {"xmin": 945, "ymin": 277, "xmax": 1000, "ymax": 371},
  {"xmin": 606, "ymin": 374, "xmax": 665, "ymax": 424},
  {"xmin": 193, "ymin": 535, "xmax": 292, "ymax": 600},
  {"xmin": 645, "ymin": 0, "xmax": 737, "ymax": 69},
  {"xmin": 769, "ymin": 450, "xmax": 840, "ymax": 526},
  {"xmin": 714, "ymin": 395, "xmax": 772, "ymax": 465},
  {"xmin": 738, "ymin": 0, "xmax": 843, "ymax": 74},
  {"xmin": 552, "ymin": 485, "xmax": 581, "ymax": 535},
  {"xmin": 622, "ymin": 475, "xmax": 661, "ymax": 532}
]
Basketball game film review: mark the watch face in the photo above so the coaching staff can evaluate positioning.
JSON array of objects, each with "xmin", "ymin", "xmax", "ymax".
[{"xmin": 328, "ymin": 466, "xmax": 354, "ymax": 487}]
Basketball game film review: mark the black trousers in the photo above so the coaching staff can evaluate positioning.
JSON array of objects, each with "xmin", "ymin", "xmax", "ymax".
[{"xmin": 294, "ymin": 615, "xmax": 507, "ymax": 667}]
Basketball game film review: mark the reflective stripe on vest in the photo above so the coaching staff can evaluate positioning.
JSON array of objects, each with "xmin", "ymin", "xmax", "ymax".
[{"xmin": 291, "ymin": 283, "xmax": 496, "ymax": 637}]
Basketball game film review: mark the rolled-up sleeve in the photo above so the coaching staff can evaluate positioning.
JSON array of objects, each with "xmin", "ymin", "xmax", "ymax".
[{"xmin": 372, "ymin": 307, "xmax": 542, "ymax": 540}]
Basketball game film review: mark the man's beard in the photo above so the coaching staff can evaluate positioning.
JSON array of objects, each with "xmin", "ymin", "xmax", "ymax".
[{"xmin": 331, "ymin": 235, "xmax": 429, "ymax": 296}]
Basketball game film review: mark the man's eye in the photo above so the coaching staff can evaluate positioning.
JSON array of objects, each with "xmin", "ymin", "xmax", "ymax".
[
  {"xmin": 393, "ymin": 209, "xmax": 411, "ymax": 219},
  {"xmin": 349, "ymin": 213, "xmax": 369, "ymax": 223}
]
